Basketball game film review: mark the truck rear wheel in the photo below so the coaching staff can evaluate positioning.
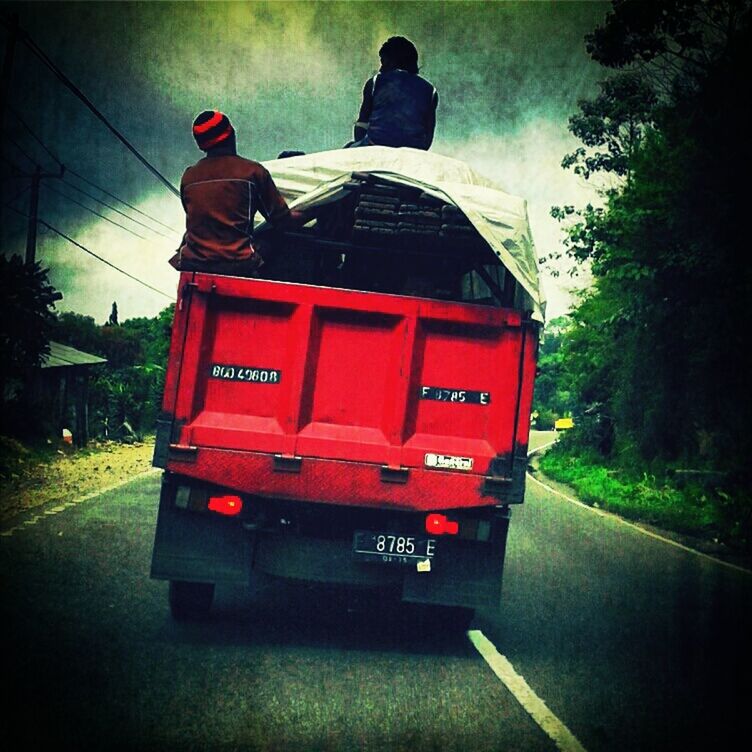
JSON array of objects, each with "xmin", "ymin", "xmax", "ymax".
[{"xmin": 168, "ymin": 580, "xmax": 215, "ymax": 621}]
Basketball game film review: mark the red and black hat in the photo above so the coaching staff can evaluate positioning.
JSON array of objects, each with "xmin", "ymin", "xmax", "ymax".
[{"xmin": 192, "ymin": 110, "xmax": 235, "ymax": 151}]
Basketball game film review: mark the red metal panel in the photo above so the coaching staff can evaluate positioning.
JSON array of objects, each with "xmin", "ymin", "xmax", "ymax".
[
  {"xmin": 161, "ymin": 274, "xmax": 195, "ymax": 415},
  {"xmin": 295, "ymin": 307, "xmax": 401, "ymax": 463},
  {"xmin": 166, "ymin": 448, "xmax": 500, "ymax": 512},
  {"xmin": 515, "ymin": 322, "xmax": 539, "ymax": 450},
  {"xmin": 165, "ymin": 272, "xmax": 538, "ymax": 509},
  {"xmin": 401, "ymin": 317, "xmax": 520, "ymax": 471}
]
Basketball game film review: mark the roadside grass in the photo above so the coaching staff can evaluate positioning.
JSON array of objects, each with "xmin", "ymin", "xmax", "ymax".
[
  {"xmin": 0, "ymin": 435, "xmax": 62, "ymax": 482},
  {"xmin": 538, "ymin": 443, "xmax": 749, "ymax": 549}
]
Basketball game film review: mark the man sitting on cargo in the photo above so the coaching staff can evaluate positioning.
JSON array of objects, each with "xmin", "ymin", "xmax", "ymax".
[
  {"xmin": 349, "ymin": 36, "xmax": 438, "ymax": 150},
  {"xmin": 171, "ymin": 110, "xmax": 309, "ymax": 274}
]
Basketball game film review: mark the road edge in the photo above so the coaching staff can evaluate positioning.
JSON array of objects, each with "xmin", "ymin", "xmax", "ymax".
[
  {"xmin": 526, "ymin": 441, "xmax": 752, "ymax": 576},
  {"xmin": 0, "ymin": 467, "xmax": 161, "ymax": 538}
]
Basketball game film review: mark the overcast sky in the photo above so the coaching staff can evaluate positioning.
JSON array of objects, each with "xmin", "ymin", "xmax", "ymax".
[{"xmin": 1, "ymin": 0, "xmax": 608, "ymax": 323}]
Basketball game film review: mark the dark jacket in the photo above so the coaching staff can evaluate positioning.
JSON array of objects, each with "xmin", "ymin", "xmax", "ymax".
[
  {"xmin": 178, "ymin": 153, "xmax": 289, "ymax": 263},
  {"xmin": 358, "ymin": 69, "xmax": 438, "ymax": 150}
]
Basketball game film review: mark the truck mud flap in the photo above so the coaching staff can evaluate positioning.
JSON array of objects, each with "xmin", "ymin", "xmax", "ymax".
[
  {"xmin": 150, "ymin": 477, "xmax": 253, "ymax": 585},
  {"xmin": 402, "ymin": 510, "xmax": 511, "ymax": 609}
]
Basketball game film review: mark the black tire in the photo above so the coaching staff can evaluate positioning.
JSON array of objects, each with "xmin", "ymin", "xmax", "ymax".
[{"xmin": 168, "ymin": 580, "xmax": 215, "ymax": 621}]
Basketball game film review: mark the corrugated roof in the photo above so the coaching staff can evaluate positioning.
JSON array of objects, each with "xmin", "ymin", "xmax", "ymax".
[{"xmin": 41, "ymin": 341, "xmax": 107, "ymax": 369}]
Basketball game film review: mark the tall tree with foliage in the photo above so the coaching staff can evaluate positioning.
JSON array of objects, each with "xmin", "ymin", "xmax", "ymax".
[
  {"xmin": 552, "ymin": 0, "xmax": 751, "ymax": 478},
  {"xmin": 52, "ymin": 305, "xmax": 174, "ymax": 440},
  {"xmin": 0, "ymin": 255, "xmax": 62, "ymax": 435}
]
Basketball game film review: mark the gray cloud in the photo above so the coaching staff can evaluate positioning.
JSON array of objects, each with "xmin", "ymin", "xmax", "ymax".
[{"xmin": 1, "ymin": 1, "xmax": 609, "ymax": 321}]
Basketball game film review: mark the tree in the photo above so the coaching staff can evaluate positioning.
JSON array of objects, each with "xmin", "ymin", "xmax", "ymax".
[
  {"xmin": 107, "ymin": 301, "xmax": 119, "ymax": 326},
  {"xmin": 0, "ymin": 255, "xmax": 63, "ymax": 438},
  {"xmin": 0, "ymin": 255, "xmax": 62, "ymax": 432},
  {"xmin": 549, "ymin": 0, "xmax": 752, "ymax": 476},
  {"xmin": 561, "ymin": 72, "xmax": 657, "ymax": 182},
  {"xmin": 53, "ymin": 305, "xmax": 175, "ymax": 440},
  {"xmin": 533, "ymin": 316, "xmax": 574, "ymax": 429}
]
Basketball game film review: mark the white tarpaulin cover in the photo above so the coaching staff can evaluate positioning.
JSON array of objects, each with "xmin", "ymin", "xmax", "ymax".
[{"xmin": 262, "ymin": 146, "xmax": 544, "ymax": 321}]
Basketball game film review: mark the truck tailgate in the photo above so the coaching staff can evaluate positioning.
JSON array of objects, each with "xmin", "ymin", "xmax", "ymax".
[{"xmin": 160, "ymin": 272, "xmax": 537, "ymax": 510}]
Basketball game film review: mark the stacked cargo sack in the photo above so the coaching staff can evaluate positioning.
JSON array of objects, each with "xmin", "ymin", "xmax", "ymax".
[
  {"xmin": 350, "ymin": 173, "xmax": 480, "ymax": 252},
  {"xmin": 347, "ymin": 174, "xmax": 482, "ymax": 298}
]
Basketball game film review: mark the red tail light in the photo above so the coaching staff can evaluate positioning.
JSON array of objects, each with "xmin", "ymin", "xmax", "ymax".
[
  {"xmin": 208, "ymin": 494, "xmax": 243, "ymax": 516},
  {"xmin": 425, "ymin": 513, "xmax": 459, "ymax": 535}
]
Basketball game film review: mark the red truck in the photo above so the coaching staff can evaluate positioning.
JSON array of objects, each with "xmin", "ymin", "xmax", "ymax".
[{"xmin": 151, "ymin": 148, "xmax": 541, "ymax": 627}]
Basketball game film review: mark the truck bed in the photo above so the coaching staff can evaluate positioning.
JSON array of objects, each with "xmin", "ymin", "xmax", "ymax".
[{"xmin": 155, "ymin": 271, "xmax": 537, "ymax": 511}]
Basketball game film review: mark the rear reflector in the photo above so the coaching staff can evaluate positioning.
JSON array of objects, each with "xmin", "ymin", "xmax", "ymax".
[
  {"xmin": 208, "ymin": 495, "xmax": 243, "ymax": 516},
  {"xmin": 425, "ymin": 513, "xmax": 459, "ymax": 535}
]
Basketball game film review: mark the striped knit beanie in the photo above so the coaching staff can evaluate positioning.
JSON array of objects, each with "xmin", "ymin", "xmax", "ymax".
[{"xmin": 192, "ymin": 110, "xmax": 235, "ymax": 151}]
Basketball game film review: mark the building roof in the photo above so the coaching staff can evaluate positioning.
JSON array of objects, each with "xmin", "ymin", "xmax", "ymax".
[{"xmin": 41, "ymin": 341, "xmax": 107, "ymax": 369}]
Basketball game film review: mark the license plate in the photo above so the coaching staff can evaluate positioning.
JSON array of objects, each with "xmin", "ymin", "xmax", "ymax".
[{"xmin": 353, "ymin": 531, "xmax": 436, "ymax": 564}]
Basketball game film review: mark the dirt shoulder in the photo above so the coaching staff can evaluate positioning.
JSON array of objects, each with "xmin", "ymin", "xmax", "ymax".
[{"xmin": 0, "ymin": 437, "xmax": 156, "ymax": 524}]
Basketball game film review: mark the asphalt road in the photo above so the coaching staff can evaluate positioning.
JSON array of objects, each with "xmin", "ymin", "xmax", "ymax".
[{"xmin": 2, "ymin": 431, "xmax": 750, "ymax": 751}]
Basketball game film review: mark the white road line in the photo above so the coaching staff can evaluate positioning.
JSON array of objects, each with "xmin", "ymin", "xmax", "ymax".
[
  {"xmin": 468, "ymin": 629, "xmax": 588, "ymax": 752},
  {"xmin": 0, "ymin": 468, "xmax": 160, "ymax": 538},
  {"xmin": 528, "ymin": 436, "xmax": 751, "ymax": 575},
  {"xmin": 528, "ymin": 438, "xmax": 559, "ymax": 456},
  {"xmin": 526, "ymin": 472, "xmax": 752, "ymax": 576}
]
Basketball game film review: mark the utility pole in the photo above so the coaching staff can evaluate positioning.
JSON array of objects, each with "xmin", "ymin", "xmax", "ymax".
[
  {"xmin": 25, "ymin": 167, "xmax": 40, "ymax": 263},
  {"xmin": 24, "ymin": 162, "xmax": 64, "ymax": 265}
]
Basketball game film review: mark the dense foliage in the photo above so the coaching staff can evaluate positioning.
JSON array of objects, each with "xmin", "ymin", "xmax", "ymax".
[
  {"xmin": 532, "ymin": 316, "xmax": 574, "ymax": 429},
  {"xmin": 52, "ymin": 306, "xmax": 174, "ymax": 440},
  {"xmin": 0, "ymin": 255, "xmax": 63, "ymax": 435},
  {"xmin": 543, "ymin": 1, "xmax": 751, "ymax": 543}
]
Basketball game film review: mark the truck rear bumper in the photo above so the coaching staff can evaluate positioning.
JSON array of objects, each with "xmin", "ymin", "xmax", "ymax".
[
  {"xmin": 151, "ymin": 474, "xmax": 511, "ymax": 609},
  {"xmin": 158, "ymin": 443, "xmax": 526, "ymax": 510}
]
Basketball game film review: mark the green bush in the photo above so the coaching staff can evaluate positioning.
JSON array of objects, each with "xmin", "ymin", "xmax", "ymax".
[
  {"xmin": 53, "ymin": 305, "xmax": 174, "ymax": 440},
  {"xmin": 535, "ymin": 409, "xmax": 557, "ymax": 431},
  {"xmin": 539, "ymin": 444, "xmax": 728, "ymax": 541}
]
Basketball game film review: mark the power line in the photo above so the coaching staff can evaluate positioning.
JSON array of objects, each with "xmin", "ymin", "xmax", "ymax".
[
  {"xmin": 6, "ymin": 134, "xmax": 38, "ymax": 167},
  {"xmin": 1, "ymin": 182, "xmax": 28, "ymax": 207},
  {"xmin": 7, "ymin": 106, "xmax": 61, "ymax": 169},
  {"xmin": 41, "ymin": 218, "xmax": 174, "ymax": 299},
  {"xmin": 60, "ymin": 178, "xmax": 173, "ymax": 238},
  {"xmin": 7, "ymin": 107, "xmax": 180, "ymax": 233},
  {"xmin": 5, "ymin": 144, "xmax": 174, "ymax": 248},
  {"xmin": 1, "ymin": 153, "xmax": 30, "ymax": 177},
  {"xmin": 10, "ymin": 21, "xmax": 180, "ymax": 198},
  {"xmin": 66, "ymin": 168, "xmax": 181, "ymax": 234},
  {"xmin": 4, "ymin": 201, "xmax": 174, "ymax": 299},
  {"xmin": 43, "ymin": 181, "xmax": 149, "ymax": 240}
]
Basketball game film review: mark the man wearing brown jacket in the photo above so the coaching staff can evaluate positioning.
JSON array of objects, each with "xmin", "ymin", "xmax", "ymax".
[{"xmin": 172, "ymin": 110, "xmax": 307, "ymax": 274}]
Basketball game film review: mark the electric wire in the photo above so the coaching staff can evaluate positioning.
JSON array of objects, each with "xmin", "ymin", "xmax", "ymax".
[
  {"xmin": 65, "ymin": 167, "xmax": 180, "ymax": 234},
  {"xmin": 7, "ymin": 106, "xmax": 63, "ymax": 168},
  {"xmin": 4, "ymin": 202, "xmax": 174, "ymax": 299},
  {"xmin": 1, "ymin": 183, "xmax": 29, "ymax": 208},
  {"xmin": 4, "ymin": 143, "xmax": 175, "ymax": 248},
  {"xmin": 6, "ymin": 136, "xmax": 38, "ymax": 168},
  {"xmin": 1, "ymin": 154, "xmax": 30, "ymax": 177},
  {"xmin": 7, "ymin": 107, "xmax": 180, "ymax": 234},
  {"xmin": 43, "ymin": 182, "xmax": 149, "ymax": 241},
  {"xmin": 14, "ymin": 25, "xmax": 180, "ymax": 197},
  {"xmin": 59, "ymin": 179, "xmax": 174, "ymax": 239}
]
